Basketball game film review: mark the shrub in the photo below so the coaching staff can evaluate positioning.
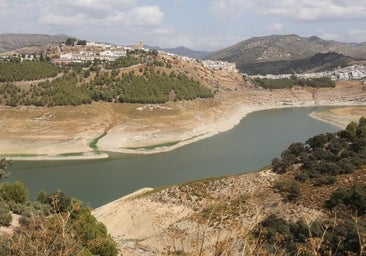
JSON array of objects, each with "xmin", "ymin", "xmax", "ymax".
[
  {"xmin": 325, "ymin": 185, "xmax": 366, "ymax": 214},
  {"xmin": 313, "ymin": 175, "xmax": 336, "ymax": 186},
  {"xmin": 0, "ymin": 181, "xmax": 28, "ymax": 204},
  {"xmin": 0, "ymin": 199, "xmax": 12, "ymax": 226},
  {"xmin": 255, "ymin": 215, "xmax": 309, "ymax": 254},
  {"xmin": 36, "ymin": 189, "xmax": 48, "ymax": 204},
  {"xmin": 7, "ymin": 201, "xmax": 27, "ymax": 215},
  {"xmin": 274, "ymin": 179, "xmax": 301, "ymax": 202},
  {"xmin": 45, "ymin": 191, "xmax": 72, "ymax": 213}
]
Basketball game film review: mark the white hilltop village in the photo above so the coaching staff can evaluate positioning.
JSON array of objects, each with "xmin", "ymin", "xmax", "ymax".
[
  {"xmin": 53, "ymin": 40, "xmax": 366, "ymax": 81},
  {"xmin": 2, "ymin": 39, "xmax": 365, "ymax": 81},
  {"xmin": 46, "ymin": 40, "xmax": 241, "ymax": 73}
]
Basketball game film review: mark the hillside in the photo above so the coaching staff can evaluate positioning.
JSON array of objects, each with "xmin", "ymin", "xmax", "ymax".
[
  {"xmin": 206, "ymin": 34, "xmax": 366, "ymax": 73},
  {"xmin": 241, "ymin": 52, "xmax": 359, "ymax": 75},
  {"xmin": 94, "ymin": 113, "xmax": 366, "ymax": 255},
  {"xmin": 0, "ymin": 33, "xmax": 68, "ymax": 52}
]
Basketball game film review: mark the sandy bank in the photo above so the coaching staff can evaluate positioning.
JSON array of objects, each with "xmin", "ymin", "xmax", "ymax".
[
  {"xmin": 310, "ymin": 106, "xmax": 366, "ymax": 129},
  {"xmin": 93, "ymin": 187, "xmax": 192, "ymax": 253}
]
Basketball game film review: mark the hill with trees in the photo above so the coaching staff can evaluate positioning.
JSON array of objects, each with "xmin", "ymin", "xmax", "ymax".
[{"xmin": 0, "ymin": 51, "xmax": 214, "ymax": 107}]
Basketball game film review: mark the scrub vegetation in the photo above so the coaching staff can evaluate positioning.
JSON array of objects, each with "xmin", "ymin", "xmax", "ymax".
[
  {"xmin": 262, "ymin": 117, "xmax": 366, "ymax": 255},
  {"xmin": 0, "ymin": 159, "xmax": 118, "ymax": 256}
]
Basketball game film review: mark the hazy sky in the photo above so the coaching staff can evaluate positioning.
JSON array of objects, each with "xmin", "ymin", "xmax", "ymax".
[{"xmin": 1, "ymin": 0, "xmax": 366, "ymax": 50}]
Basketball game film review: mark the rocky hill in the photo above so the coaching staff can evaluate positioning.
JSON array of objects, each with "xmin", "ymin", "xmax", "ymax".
[
  {"xmin": 0, "ymin": 33, "xmax": 68, "ymax": 52},
  {"xmin": 206, "ymin": 34, "xmax": 366, "ymax": 73}
]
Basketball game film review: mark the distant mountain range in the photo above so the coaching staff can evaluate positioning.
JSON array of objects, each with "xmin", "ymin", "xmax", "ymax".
[
  {"xmin": 147, "ymin": 46, "xmax": 209, "ymax": 59},
  {"xmin": 206, "ymin": 34, "xmax": 366, "ymax": 74},
  {"xmin": 0, "ymin": 33, "xmax": 68, "ymax": 52}
]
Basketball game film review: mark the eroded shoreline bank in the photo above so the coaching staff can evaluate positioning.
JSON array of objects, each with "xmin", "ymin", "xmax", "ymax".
[
  {"xmin": 2, "ymin": 81, "xmax": 366, "ymax": 161},
  {"xmin": 5, "ymin": 101, "xmax": 365, "ymax": 161}
]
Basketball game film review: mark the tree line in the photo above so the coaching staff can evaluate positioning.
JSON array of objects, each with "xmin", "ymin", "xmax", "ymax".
[{"xmin": 252, "ymin": 76, "xmax": 335, "ymax": 89}]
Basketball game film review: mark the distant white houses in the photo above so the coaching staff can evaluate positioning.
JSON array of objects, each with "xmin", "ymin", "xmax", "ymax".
[
  {"xmin": 54, "ymin": 48, "xmax": 127, "ymax": 63},
  {"xmin": 99, "ymin": 50, "xmax": 127, "ymax": 60},
  {"xmin": 202, "ymin": 60, "xmax": 239, "ymax": 73},
  {"xmin": 52, "ymin": 40, "xmax": 148, "ymax": 63},
  {"xmin": 60, "ymin": 53, "xmax": 72, "ymax": 60},
  {"xmin": 248, "ymin": 65, "xmax": 366, "ymax": 81},
  {"xmin": 86, "ymin": 41, "xmax": 115, "ymax": 49},
  {"xmin": 21, "ymin": 54, "xmax": 35, "ymax": 61},
  {"xmin": 332, "ymin": 65, "xmax": 366, "ymax": 80}
]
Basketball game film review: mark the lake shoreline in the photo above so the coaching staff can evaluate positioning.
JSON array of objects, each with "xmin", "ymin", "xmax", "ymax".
[{"xmin": 5, "ymin": 100, "xmax": 364, "ymax": 161}]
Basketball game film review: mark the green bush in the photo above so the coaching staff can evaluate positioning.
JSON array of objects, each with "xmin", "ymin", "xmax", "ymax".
[
  {"xmin": 255, "ymin": 215, "xmax": 309, "ymax": 254},
  {"xmin": 0, "ymin": 181, "xmax": 29, "ymax": 204},
  {"xmin": 7, "ymin": 201, "xmax": 26, "ymax": 214},
  {"xmin": 313, "ymin": 175, "xmax": 336, "ymax": 186},
  {"xmin": 274, "ymin": 179, "xmax": 301, "ymax": 202},
  {"xmin": 0, "ymin": 199, "xmax": 12, "ymax": 226},
  {"xmin": 325, "ymin": 185, "xmax": 366, "ymax": 214},
  {"xmin": 45, "ymin": 191, "xmax": 71, "ymax": 213}
]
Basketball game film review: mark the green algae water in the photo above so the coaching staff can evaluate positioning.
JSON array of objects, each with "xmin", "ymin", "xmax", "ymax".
[{"xmin": 9, "ymin": 107, "xmax": 339, "ymax": 207}]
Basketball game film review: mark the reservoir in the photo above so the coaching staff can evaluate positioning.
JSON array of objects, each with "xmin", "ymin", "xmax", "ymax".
[{"xmin": 9, "ymin": 107, "xmax": 339, "ymax": 207}]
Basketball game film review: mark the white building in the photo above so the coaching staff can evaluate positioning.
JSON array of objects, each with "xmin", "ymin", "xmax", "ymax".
[
  {"xmin": 202, "ymin": 60, "xmax": 239, "ymax": 73},
  {"xmin": 60, "ymin": 53, "xmax": 72, "ymax": 60}
]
